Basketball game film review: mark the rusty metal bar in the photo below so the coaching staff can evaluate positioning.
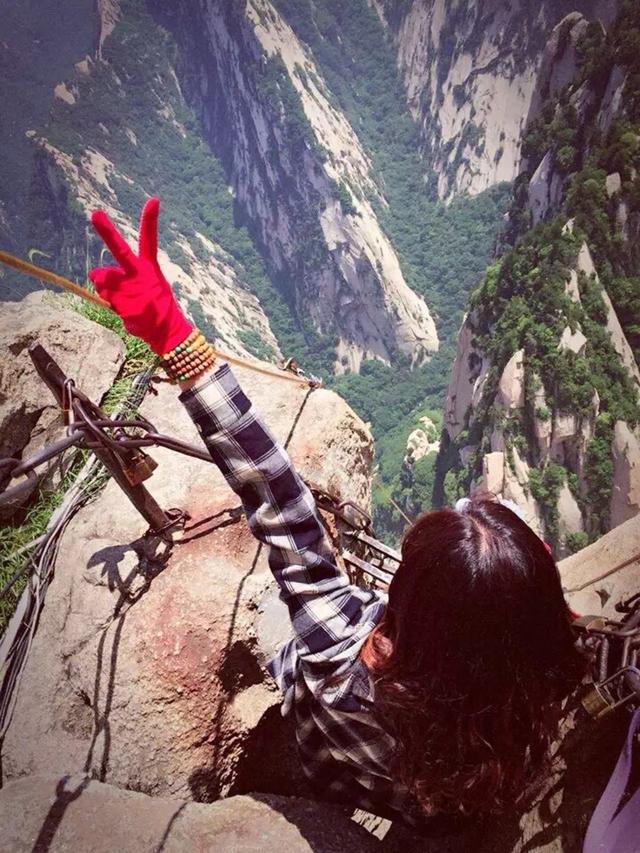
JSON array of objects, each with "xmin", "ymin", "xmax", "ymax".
[
  {"xmin": 343, "ymin": 551, "xmax": 394, "ymax": 586},
  {"xmin": 575, "ymin": 596, "xmax": 640, "ymax": 717},
  {"xmin": 28, "ymin": 344, "xmax": 170, "ymax": 532}
]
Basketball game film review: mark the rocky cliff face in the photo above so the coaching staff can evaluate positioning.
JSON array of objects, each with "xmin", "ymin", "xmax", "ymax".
[
  {"xmin": 441, "ymin": 237, "xmax": 640, "ymax": 549},
  {"xmin": 438, "ymin": 3, "xmax": 640, "ymax": 552},
  {"xmin": 148, "ymin": 0, "xmax": 438, "ymax": 373},
  {"xmin": 0, "ymin": 292, "xmax": 125, "ymax": 511},
  {"xmin": 0, "ymin": 777, "xmax": 380, "ymax": 853},
  {"xmin": 2, "ymin": 330, "xmax": 374, "ymax": 800},
  {"xmin": 2, "ymin": 508, "xmax": 639, "ymax": 851},
  {"xmin": 374, "ymin": 0, "xmax": 617, "ymax": 200},
  {"xmin": 3, "ymin": 0, "xmax": 438, "ymax": 375}
]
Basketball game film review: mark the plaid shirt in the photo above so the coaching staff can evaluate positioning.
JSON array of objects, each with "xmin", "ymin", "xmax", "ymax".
[{"xmin": 180, "ymin": 363, "xmax": 419, "ymax": 822}]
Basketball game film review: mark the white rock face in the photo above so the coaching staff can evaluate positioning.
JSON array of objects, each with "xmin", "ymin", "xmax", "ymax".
[
  {"xmin": 532, "ymin": 377, "xmax": 552, "ymax": 460},
  {"xmin": 565, "ymin": 269, "xmax": 581, "ymax": 303},
  {"xmin": 54, "ymin": 82, "xmax": 75, "ymax": 105},
  {"xmin": 389, "ymin": 0, "xmax": 540, "ymax": 199},
  {"xmin": 560, "ymin": 392, "xmax": 599, "ymax": 494},
  {"xmin": 528, "ymin": 151, "xmax": 564, "ymax": 225},
  {"xmin": 497, "ymin": 349, "xmax": 525, "ymax": 410},
  {"xmin": 405, "ymin": 417, "xmax": 440, "ymax": 463},
  {"xmin": 558, "ymin": 325, "xmax": 587, "ymax": 355},
  {"xmin": 97, "ymin": 0, "xmax": 120, "ymax": 58},
  {"xmin": 557, "ymin": 483, "xmax": 585, "ymax": 554},
  {"xmin": 379, "ymin": 4, "xmax": 611, "ymax": 200},
  {"xmin": 501, "ymin": 448, "xmax": 544, "ymax": 537},
  {"xmin": 577, "ymin": 242, "xmax": 640, "ymax": 386},
  {"xmin": 560, "ymin": 513, "xmax": 640, "ymax": 618},
  {"xmin": 598, "ymin": 65, "xmax": 628, "ymax": 133},
  {"xmin": 195, "ymin": 0, "xmax": 438, "ymax": 373},
  {"xmin": 317, "ymin": 200, "xmax": 438, "ymax": 372},
  {"xmin": 250, "ymin": 0, "xmax": 438, "ymax": 370},
  {"xmin": 617, "ymin": 198, "xmax": 631, "ymax": 237},
  {"xmin": 482, "ymin": 452, "xmax": 505, "ymax": 495},
  {"xmin": 473, "ymin": 446, "xmax": 544, "ymax": 536},
  {"xmin": 536, "ymin": 13, "xmax": 590, "ymax": 101},
  {"xmin": 611, "ymin": 421, "xmax": 640, "ymax": 528},
  {"xmin": 569, "ymin": 79, "xmax": 598, "ymax": 124},
  {"xmin": 606, "ymin": 172, "xmax": 622, "ymax": 197},
  {"xmin": 34, "ymin": 139, "xmax": 281, "ymax": 364},
  {"xmin": 443, "ymin": 314, "xmax": 489, "ymax": 440}
]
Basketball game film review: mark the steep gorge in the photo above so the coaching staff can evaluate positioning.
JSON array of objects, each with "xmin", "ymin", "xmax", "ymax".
[
  {"xmin": 2, "ymin": 0, "xmax": 638, "ymax": 549},
  {"xmin": 1, "ymin": 0, "xmax": 516, "ymax": 382},
  {"xmin": 2, "ymin": 0, "xmax": 451, "ymax": 376},
  {"xmin": 148, "ymin": 0, "xmax": 439, "ymax": 375}
]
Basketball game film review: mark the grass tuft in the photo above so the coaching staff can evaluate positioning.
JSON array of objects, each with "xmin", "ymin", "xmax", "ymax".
[{"xmin": 0, "ymin": 294, "xmax": 156, "ymax": 634}]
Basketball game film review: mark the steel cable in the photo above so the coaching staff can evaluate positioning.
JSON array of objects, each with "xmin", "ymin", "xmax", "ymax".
[{"xmin": 0, "ymin": 367, "xmax": 155, "ymax": 742}]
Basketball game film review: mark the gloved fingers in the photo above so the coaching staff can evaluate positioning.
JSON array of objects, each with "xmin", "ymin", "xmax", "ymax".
[
  {"xmin": 91, "ymin": 211, "xmax": 138, "ymax": 274},
  {"xmin": 88, "ymin": 266, "xmax": 127, "ymax": 300},
  {"xmin": 138, "ymin": 197, "xmax": 160, "ymax": 261}
]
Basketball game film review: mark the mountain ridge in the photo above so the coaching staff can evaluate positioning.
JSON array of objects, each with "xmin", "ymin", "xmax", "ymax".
[{"xmin": 437, "ymin": 1, "xmax": 640, "ymax": 554}]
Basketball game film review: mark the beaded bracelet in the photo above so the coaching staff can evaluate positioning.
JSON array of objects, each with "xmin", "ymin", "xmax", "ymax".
[
  {"xmin": 161, "ymin": 329, "xmax": 216, "ymax": 382},
  {"xmin": 162, "ymin": 329, "xmax": 201, "ymax": 359}
]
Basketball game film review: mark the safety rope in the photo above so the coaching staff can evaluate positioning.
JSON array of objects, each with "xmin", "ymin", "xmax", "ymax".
[
  {"xmin": 0, "ymin": 249, "xmax": 107, "ymax": 308},
  {"xmin": 0, "ymin": 249, "xmax": 321, "ymax": 390},
  {"xmin": 564, "ymin": 550, "xmax": 640, "ymax": 594}
]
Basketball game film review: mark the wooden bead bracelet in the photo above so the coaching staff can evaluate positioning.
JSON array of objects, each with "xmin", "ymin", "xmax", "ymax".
[{"xmin": 161, "ymin": 329, "xmax": 216, "ymax": 382}]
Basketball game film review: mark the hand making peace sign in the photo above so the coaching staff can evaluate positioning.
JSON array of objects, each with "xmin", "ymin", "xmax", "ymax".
[{"xmin": 89, "ymin": 198, "xmax": 192, "ymax": 355}]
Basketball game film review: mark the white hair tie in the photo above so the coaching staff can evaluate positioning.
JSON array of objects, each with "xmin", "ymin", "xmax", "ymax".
[
  {"xmin": 455, "ymin": 496, "xmax": 526, "ymax": 523},
  {"xmin": 455, "ymin": 498, "xmax": 471, "ymax": 512}
]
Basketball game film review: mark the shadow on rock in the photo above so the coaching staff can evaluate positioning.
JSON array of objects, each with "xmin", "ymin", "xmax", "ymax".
[
  {"xmin": 229, "ymin": 704, "xmax": 311, "ymax": 798},
  {"xmin": 29, "ymin": 775, "xmax": 91, "ymax": 853},
  {"xmin": 30, "ymin": 533, "xmax": 174, "ymax": 852},
  {"xmin": 247, "ymin": 792, "xmax": 380, "ymax": 852}
]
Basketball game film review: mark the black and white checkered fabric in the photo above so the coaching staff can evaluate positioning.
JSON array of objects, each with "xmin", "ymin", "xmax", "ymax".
[{"xmin": 180, "ymin": 363, "xmax": 419, "ymax": 822}]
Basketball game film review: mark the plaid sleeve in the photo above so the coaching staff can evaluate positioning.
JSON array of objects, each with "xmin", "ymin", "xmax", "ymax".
[{"xmin": 178, "ymin": 362, "xmax": 382, "ymax": 665}]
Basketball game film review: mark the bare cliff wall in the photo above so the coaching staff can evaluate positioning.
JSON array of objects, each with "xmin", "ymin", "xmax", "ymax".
[
  {"xmin": 148, "ymin": 0, "xmax": 438, "ymax": 374},
  {"xmin": 2, "ymin": 0, "xmax": 439, "ymax": 376}
]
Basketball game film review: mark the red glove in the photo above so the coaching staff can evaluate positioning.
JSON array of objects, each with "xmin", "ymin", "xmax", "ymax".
[{"xmin": 89, "ymin": 198, "xmax": 192, "ymax": 355}]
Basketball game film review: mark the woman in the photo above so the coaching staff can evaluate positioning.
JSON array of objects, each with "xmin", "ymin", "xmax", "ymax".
[{"xmin": 89, "ymin": 199, "xmax": 585, "ymax": 824}]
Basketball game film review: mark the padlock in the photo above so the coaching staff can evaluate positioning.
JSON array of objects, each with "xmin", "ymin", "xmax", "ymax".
[
  {"xmin": 582, "ymin": 682, "xmax": 616, "ymax": 719},
  {"xmin": 123, "ymin": 450, "xmax": 158, "ymax": 485}
]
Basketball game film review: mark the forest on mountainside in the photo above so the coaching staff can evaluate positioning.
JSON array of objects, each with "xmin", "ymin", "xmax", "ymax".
[{"xmin": 436, "ymin": 0, "xmax": 640, "ymax": 551}]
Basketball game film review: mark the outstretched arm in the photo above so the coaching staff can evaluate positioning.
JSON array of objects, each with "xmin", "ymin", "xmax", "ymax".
[
  {"xmin": 89, "ymin": 199, "xmax": 384, "ymax": 664},
  {"xmin": 178, "ymin": 361, "xmax": 383, "ymax": 662}
]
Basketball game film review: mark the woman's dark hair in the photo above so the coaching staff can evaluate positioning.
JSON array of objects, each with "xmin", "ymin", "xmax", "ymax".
[{"xmin": 361, "ymin": 498, "xmax": 585, "ymax": 817}]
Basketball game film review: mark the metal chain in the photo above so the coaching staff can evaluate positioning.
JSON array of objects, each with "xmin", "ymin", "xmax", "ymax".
[
  {"xmin": 2, "ymin": 346, "xmax": 399, "ymax": 592},
  {"xmin": 0, "ymin": 365, "xmax": 159, "ymax": 739},
  {"xmin": 573, "ymin": 593, "xmax": 640, "ymax": 719},
  {"xmin": 308, "ymin": 483, "xmax": 400, "ymax": 590}
]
